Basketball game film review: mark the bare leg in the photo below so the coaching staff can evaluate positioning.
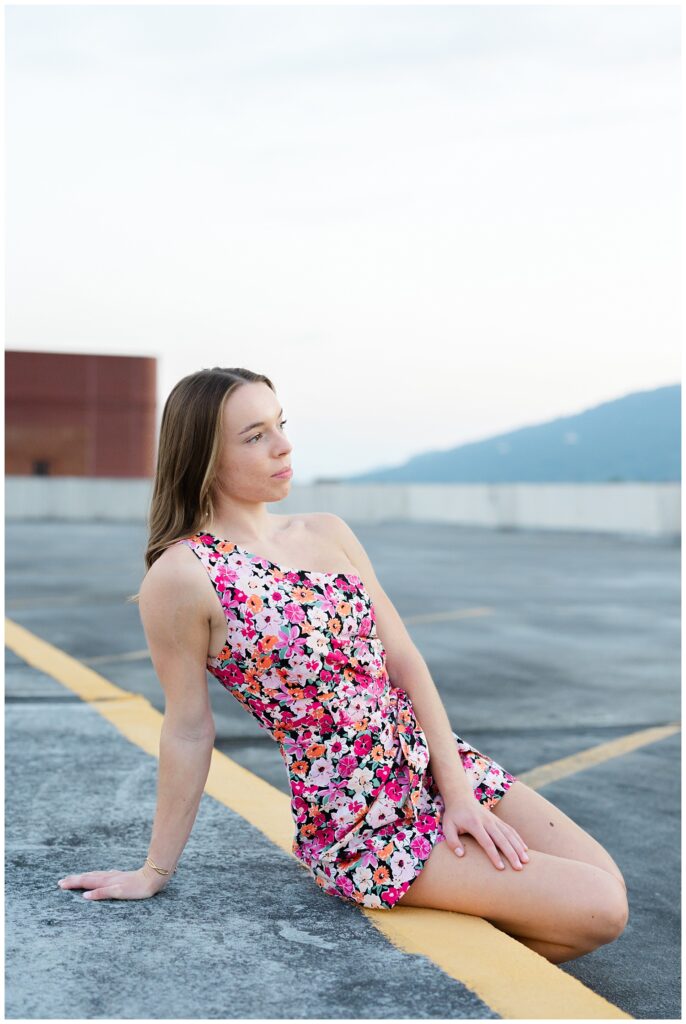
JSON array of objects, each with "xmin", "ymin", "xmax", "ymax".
[
  {"xmin": 490, "ymin": 780, "xmax": 627, "ymax": 891},
  {"xmin": 510, "ymin": 935, "xmax": 587, "ymax": 965},
  {"xmin": 399, "ymin": 819, "xmax": 629, "ymax": 962}
]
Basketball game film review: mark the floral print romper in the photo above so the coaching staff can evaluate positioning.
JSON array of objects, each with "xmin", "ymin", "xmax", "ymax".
[{"xmin": 180, "ymin": 532, "xmax": 518, "ymax": 910}]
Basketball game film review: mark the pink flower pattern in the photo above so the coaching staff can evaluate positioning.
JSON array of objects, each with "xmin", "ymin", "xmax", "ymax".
[{"xmin": 180, "ymin": 532, "xmax": 517, "ymax": 910}]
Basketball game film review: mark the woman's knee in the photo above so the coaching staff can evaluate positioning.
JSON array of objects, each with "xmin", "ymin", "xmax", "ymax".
[{"xmin": 583, "ymin": 877, "xmax": 630, "ymax": 948}]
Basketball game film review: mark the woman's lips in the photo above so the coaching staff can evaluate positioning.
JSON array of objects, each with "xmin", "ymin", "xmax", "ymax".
[{"xmin": 272, "ymin": 467, "xmax": 293, "ymax": 479}]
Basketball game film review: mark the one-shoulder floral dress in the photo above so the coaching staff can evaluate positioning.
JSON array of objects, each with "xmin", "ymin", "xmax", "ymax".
[{"xmin": 179, "ymin": 531, "xmax": 517, "ymax": 910}]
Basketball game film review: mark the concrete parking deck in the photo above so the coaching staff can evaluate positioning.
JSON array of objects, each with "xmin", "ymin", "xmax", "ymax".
[{"xmin": 4, "ymin": 520, "xmax": 680, "ymax": 1019}]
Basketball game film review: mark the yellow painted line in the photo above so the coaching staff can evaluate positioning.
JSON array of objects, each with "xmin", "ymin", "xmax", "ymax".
[
  {"xmin": 517, "ymin": 723, "xmax": 681, "ymax": 790},
  {"xmin": 405, "ymin": 606, "xmax": 493, "ymax": 624},
  {"xmin": 5, "ymin": 619, "xmax": 139, "ymax": 703},
  {"xmin": 374, "ymin": 906, "xmax": 630, "ymax": 1019},
  {"xmin": 4, "ymin": 619, "xmax": 294, "ymax": 851},
  {"xmin": 6, "ymin": 617, "xmax": 632, "ymax": 1019}
]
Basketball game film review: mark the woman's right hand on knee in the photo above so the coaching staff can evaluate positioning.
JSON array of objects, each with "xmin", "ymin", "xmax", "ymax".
[
  {"xmin": 441, "ymin": 797, "xmax": 529, "ymax": 871},
  {"xmin": 56, "ymin": 867, "xmax": 168, "ymax": 900}
]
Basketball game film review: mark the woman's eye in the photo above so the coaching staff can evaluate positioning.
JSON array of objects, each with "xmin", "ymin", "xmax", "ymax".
[{"xmin": 247, "ymin": 419, "xmax": 287, "ymax": 444}]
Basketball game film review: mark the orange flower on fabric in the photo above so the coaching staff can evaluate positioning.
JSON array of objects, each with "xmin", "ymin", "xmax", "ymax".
[{"xmin": 181, "ymin": 531, "xmax": 518, "ymax": 914}]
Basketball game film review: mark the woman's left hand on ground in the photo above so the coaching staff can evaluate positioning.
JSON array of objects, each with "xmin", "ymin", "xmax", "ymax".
[{"xmin": 440, "ymin": 796, "xmax": 530, "ymax": 871}]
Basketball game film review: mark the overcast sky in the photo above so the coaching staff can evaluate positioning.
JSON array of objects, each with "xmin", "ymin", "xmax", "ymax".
[{"xmin": 6, "ymin": 4, "xmax": 680, "ymax": 482}]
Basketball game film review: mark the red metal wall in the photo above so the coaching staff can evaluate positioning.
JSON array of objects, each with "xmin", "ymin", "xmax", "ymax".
[{"xmin": 5, "ymin": 352, "xmax": 157, "ymax": 477}]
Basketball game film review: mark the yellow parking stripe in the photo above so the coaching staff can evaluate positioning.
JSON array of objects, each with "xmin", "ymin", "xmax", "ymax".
[
  {"xmin": 377, "ymin": 907, "xmax": 629, "ymax": 1019},
  {"xmin": 518, "ymin": 723, "xmax": 681, "ymax": 790},
  {"xmin": 6, "ymin": 617, "xmax": 632, "ymax": 1019},
  {"xmin": 5, "ymin": 618, "xmax": 295, "ymax": 848}
]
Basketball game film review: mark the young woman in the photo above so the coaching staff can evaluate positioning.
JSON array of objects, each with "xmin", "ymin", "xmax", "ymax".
[{"xmin": 57, "ymin": 367, "xmax": 629, "ymax": 964}]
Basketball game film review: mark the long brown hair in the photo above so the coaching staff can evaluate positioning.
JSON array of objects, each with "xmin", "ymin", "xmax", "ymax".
[{"xmin": 126, "ymin": 366, "xmax": 276, "ymax": 603}]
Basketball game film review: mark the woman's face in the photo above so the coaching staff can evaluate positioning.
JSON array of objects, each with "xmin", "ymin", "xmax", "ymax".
[{"xmin": 212, "ymin": 382, "xmax": 294, "ymax": 502}]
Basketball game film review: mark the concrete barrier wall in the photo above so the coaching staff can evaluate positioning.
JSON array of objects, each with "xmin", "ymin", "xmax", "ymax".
[{"xmin": 5, "ymin": 477, "xmax": 680, "ymax": 538}]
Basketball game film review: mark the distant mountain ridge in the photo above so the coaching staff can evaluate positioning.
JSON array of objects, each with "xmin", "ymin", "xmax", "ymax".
[{"xmin": 342, "ymin": 384, "xmax": 680, "ymax": 484}]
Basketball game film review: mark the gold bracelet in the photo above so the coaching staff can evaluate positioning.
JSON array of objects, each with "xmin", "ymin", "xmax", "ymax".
[{"xmin": 144, "ymin": 855, "xmax": 176, "ymax": 876}]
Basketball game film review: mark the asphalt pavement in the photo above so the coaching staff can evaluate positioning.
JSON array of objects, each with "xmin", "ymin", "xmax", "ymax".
[{"xmin": 4, "ymin": 519, "xmax": 681, "ymax": 1019}]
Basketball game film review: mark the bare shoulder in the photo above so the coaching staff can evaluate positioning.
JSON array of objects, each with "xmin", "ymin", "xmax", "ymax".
[
  {"xmin": 139, "ymin": 539, "xmax": 214, "ymax": 619},
  {"xmin": 301, "ymin": 511, "xmax": 351, "ymax": 545},
  {"xmin": 303, "ymin": 512, "xmax": 374, "ymax": 575},
  {"xmin": 276, "ymin": 511, "xmax": 347, "ymax": 548}
]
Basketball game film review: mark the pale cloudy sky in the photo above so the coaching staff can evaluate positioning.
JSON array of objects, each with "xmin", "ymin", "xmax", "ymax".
[{"xmin": 6, "ymin": 4, "xmax": 680, "ymax": 482}]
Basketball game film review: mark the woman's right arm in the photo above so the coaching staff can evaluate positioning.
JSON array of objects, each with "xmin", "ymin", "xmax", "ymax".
[{"xmin": 57, "ymin": 548, "xmax": 217, "ymax": 900}]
